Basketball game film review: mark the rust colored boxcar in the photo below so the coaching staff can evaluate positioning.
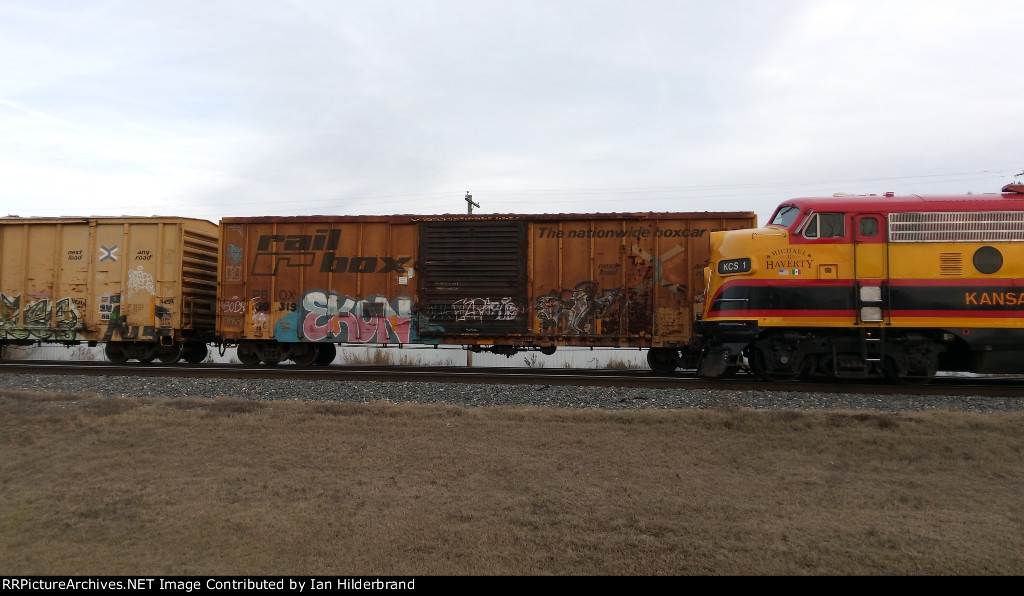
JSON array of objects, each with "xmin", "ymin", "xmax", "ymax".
[
  {"xmin": 0, "ymin": 216, "xmax": 219, "ymax": 362},
  {"xmin": 217, "ymin": 212, "xmax": 756, "ymax": 368}
]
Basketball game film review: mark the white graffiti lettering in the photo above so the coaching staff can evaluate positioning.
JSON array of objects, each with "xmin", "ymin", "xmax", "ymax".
[
  {"xmin": 220, "ymin": 300, "xmax": 245, "ymax": 315},
  {"xmin": 126, "ymin": 266, "xmax": 155, "ymax": 296},
  {"xmin": 451, "ymin": 297, "xmax": 519, "ymax": 321}
]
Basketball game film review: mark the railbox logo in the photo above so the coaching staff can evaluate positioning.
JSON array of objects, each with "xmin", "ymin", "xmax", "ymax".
[{"xmin": 252, "ymin": 229, "xmax": 410, "ymax": 276}]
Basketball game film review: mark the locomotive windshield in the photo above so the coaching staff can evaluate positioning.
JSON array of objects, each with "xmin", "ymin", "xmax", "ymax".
[{"xmin": 769, "ymin": 205, "xmax": 801, "ymax": 227}]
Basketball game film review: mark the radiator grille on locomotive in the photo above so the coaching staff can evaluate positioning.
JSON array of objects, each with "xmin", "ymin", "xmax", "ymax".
[{"xmin": 888, "ymin": 211, "xmax": 1024, "ymax": 242}]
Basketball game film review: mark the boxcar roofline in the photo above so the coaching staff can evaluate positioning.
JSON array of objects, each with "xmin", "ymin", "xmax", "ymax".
[{"xmin": 220, "ymin": 211, "xmax": 757, "ymax": 225}]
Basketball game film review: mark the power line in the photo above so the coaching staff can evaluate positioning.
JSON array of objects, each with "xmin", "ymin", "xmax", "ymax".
[{"xmin": 8, "ymin": 167, "xmax": 1018, "ymax": 216}]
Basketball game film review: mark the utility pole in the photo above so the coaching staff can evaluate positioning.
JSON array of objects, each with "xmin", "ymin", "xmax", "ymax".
[
  {"xmin": 465, "ymin": 191, "xmax": 480, "ymax": 214},
  {"xmin": 465, "ymin": 191, "xmax": 480, "ymax": 368}
]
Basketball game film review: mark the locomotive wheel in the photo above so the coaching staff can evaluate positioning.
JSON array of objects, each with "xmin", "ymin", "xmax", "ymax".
[
  {"xmin": 104, "ymin": 342, "xmax": 129, "ymax": 364},
  {"xmin": 182, "ymin": 342, "xmax": 208, "ymax": 364},
  {"xmin": 751, "ymin": 347, "xmax": 802, "ymax": 381},
  {"xmin": 719, "ymin": 366, "xmax": 741, "ymax": 379},
  {"xmin": 236, "ymin": 342, "xmax": 261, "ymax": 365},
  {"xmin": 646, "ymin": 348, "xmax": 678, "ymax": 374},
  {"xmin": 157, "ymin": 343, "xmax": 184, "ymax": 363},
  {"xmin": 313, "ymin": 343, "xmax": 337, "ymax": 366},
  {"xmin": 882, "ymin": 355, "xmax": 936, "ymax": 385},
  {"xmin": 289, "ymin": 343, "xmax": 317, "ymax": 366}
]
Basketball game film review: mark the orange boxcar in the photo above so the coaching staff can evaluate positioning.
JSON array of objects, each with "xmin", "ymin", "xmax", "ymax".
[{"xmin": 217, "ymin": 211, "xmax": 756, "ymax": 369}]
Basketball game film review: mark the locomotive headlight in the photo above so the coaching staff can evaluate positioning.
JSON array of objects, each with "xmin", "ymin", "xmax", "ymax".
[{"xmin": 717, "ymin": 258, "xmax": 752, "ymax": 275}]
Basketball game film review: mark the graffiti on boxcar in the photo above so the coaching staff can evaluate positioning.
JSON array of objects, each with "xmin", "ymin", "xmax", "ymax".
[
  {"xmin": 0, "ymin": 294, "xmax": 19, "ymax": 330},
  {"xmin": 222, "ymin": 316, "xmax": 243, "ymax": 328},
  {"xmin": 224, "ymin": 243, "xmax": 244, "ymax": 282},
  {"xmin": 629, "ymin": 244, "xmax": 688, "ymax": 295},
  {"xmin": 535, "ymin": 281, "xmax": 623, "ymax": 334},
  {"xmin": 100, "ymin": 293, "xmax": 171, "ymax": 341},
  {"xmin": 219, "ymin": 299, "xmax": 246, "ymax": 315},
  {"xmin": 0, "ymin": 293, "xmax": 81, "ymax": 340},
  {"xmin": 297, "ymin": 290, "xmax": 411, "ymax": 343},
  {"xmin": 250, "ymin": 299, "xmax": 270, "ymax": 338},
  {"xmin": 157, "ymin": 298, "xmax": 174, "ymax": 326},
  {"xmin": 126, "ymin": 265, "xmax": 156, "ymax": 296},
  {"xmin": 451, "ymin": 297, "xmax": 519, "ymax": 321},
  {"xmin": 219, "ymin": 295, "xmax": 243, "ymax": 329}
]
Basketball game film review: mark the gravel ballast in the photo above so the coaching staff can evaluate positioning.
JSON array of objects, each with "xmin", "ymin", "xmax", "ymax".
[{"xmin": 3, "ymin": 373, "xmax": 1023, "ymax": 413}]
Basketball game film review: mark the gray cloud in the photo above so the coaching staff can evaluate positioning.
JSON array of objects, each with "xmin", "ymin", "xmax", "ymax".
[{"xmin": 1, "ymin": 0, "xmax": 1021, "ymax": 223}]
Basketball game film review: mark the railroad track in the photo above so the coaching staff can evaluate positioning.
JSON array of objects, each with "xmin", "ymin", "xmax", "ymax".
[{"xmin": 3, "ymin": 360, "xmax": 1023, "ymax": 398}]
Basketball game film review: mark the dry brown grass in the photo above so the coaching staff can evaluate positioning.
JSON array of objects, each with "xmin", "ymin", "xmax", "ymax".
[
  {"xmin": 1, "ymin": 389, "xmax": 1022, "ymax": 576},
  {"xmin": 340, "ymin": 348, "xmax": 452, "ymax": 367}
]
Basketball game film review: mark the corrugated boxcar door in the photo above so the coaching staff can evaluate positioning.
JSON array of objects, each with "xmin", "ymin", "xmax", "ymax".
[{"xmin": 418, "ymin": 221, "xmax": 528, "ymax": 335}]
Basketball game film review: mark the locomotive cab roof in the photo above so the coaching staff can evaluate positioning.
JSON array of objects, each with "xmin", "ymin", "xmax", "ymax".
[{"xmin": 767, "ymin": 184, "xmax": 1024, "ymax": 228}]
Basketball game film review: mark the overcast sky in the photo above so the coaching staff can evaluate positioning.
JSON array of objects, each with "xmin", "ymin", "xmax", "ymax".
[{"xmin": 2, "ymin": 0, "xmax": 1021, "ymax": 225}]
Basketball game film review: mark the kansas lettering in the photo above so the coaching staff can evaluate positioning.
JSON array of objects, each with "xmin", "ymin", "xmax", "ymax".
[{"xmin": 965, "ymin": 291, "xmax": 1024, "ymax": 306}]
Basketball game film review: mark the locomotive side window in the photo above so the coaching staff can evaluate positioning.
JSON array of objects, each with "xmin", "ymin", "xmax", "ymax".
[
  {"xmin": 770, "ymin": 205, "xmax": 801, "ymax": 227},
  {"xmin": 803, "ymin": 213, "xmax": 845, "ymax": 239},
  {"xmin": 859, "ymin": 217, "xmax": 879, "ymax": 237}
]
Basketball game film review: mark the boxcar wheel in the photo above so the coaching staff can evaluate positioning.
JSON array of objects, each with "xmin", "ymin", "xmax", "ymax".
[
  {"xmin": 255, "ymin": 342, "xmax": 284, "ymax": 366},
  {"xmin": 236, "ymin": 342, "xmax": 260, "ymax": 365},
  {"xmin": 182, "ymin": 342, "xmax": 208, "ymax": 364},
  {"xmin": 132, "ymin": 343, "xmax": 159, "ymax": 363},
  {"xmin": 289, "ymin": 344, "xmax": 317, "ymax": 366},
  {"xmin": 313, "ymin": 343, "xmax": 337, "ymax": 366},
  {"xmin": 158, "ymin": 343, "xmax": 183, "ymax": 363},
  {"xmin": 646, "ymin": 348, "xmax": 678, "ymax": 374},
  {"xmin": 104, "ymin": 343, "xmax": 128, "ymax": 364}
]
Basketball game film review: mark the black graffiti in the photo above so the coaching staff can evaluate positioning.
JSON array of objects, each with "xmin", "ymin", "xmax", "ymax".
[
  {"xmin": 251, "ymin": 251, "xmax": 410, "ymax": 276},
  {"xmin": 320, "ymin": 254, "xmax": 410, "ymax": 273},
  {"xmin": 535, "ymin": 281, "xmax": 624, "ymax": 334},
  {"xmin": 0, "ymin": 294, "xmax": 80, "ymax": 340},
  {"xmin": 102, "ymin": 314, "xmax": 170, "ymax": 341},
  {"xmin": 257, "ymin": 230, "xmax": 341, "ymax": 251}
]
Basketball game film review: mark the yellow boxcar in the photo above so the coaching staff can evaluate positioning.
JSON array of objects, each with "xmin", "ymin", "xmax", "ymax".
[{"xmin": 0, "ymin": 216, "xmax": 219, "ymax": 362}]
